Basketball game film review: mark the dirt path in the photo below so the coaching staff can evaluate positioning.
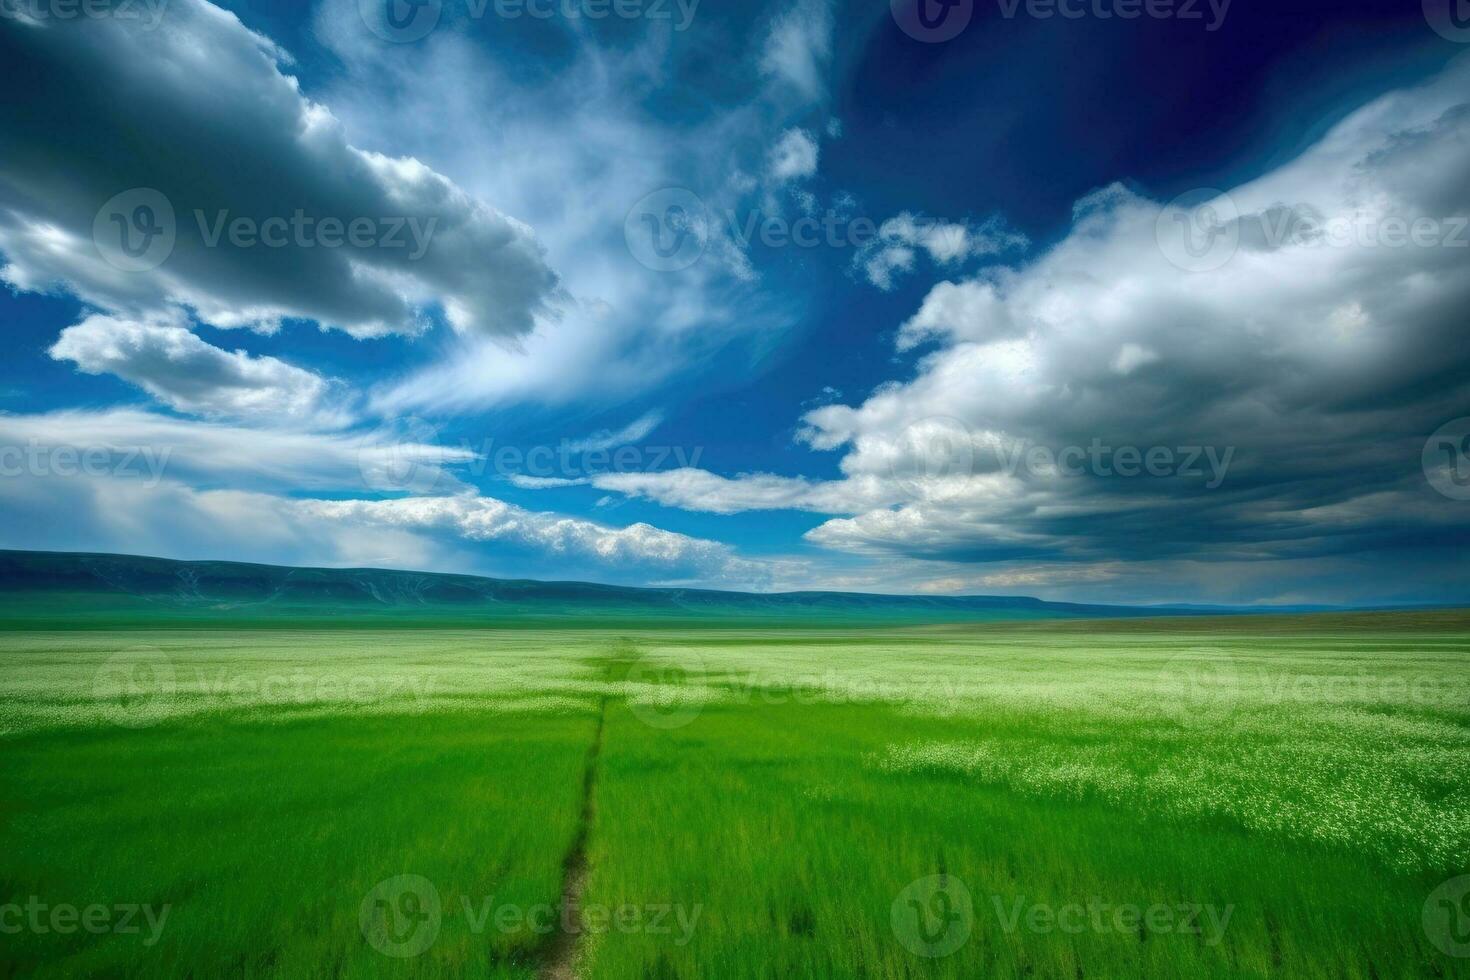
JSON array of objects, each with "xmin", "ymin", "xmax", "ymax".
[{"xmin": 537, "ymin": 690, "xmax": 608, "ymax": 980}]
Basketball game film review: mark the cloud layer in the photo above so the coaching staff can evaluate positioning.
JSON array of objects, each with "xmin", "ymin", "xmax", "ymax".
[
  {"xmin": 597, "ymin": 60, "xmax": 1470, "ymax": 587},
  {"xmin": 0, "ymin": 0, "xmax": 560, "ymax": 339}
]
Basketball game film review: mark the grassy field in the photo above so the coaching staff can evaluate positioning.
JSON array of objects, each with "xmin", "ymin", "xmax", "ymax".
[{"xmin": 2, "ymin": 612, "xmax": 1469, "ymax": 977}]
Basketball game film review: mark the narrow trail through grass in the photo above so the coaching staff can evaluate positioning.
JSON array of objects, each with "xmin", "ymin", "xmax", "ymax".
[{"xmin": 537, "ymin": 642, "xmax": 634, "ymax": 979}]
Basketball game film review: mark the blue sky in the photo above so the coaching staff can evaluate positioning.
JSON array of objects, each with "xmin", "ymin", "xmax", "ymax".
[{"xmin": 2, "ymin": 0, "xmax": 1469, "ymax": 604}]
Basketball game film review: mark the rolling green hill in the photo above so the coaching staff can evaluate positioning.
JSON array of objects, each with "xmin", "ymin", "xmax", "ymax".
[{"xmin": 0, "ymin": 549, "xmax": 1179, "ymax": 629}]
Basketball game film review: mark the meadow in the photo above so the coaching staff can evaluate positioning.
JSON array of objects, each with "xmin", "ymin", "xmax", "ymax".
[{"xmin": 2, "ymin": 612, "xmax": 1469, "ymax": 978}]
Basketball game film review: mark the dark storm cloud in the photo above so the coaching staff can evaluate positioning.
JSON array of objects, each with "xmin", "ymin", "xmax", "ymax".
[{"xmin": 0, "ymin": 0, "xmax": 561, "ymax": 339}]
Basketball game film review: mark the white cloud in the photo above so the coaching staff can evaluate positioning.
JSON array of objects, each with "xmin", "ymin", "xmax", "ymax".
[
  {"xmin": 767, "ymin": 129, "xmax": 820, "ymax": 184},
  {"xmin": 0, "ymin": 409, "xmax": 477, "ymax": 495},
  {"xmin": 0, "ymin": 0, "xmax": 560, "ymax": 339},
  {"xmin": 508, "ymin": 475, "xmax": 588, "ymax": 490},
  {"xmin": 0, "ymin": 410, "xmax": 805, "ymax": 589},
  {"xmin": 760, "ymin": 0, "xmax": 833, "ymax": 103},
  {"xmin": 296, "ymin": 494, "xmax": 788, "ymax": 586},
  {"xmin": 1111, "ymin": 343, "xmax": 1160, "ymax": 375},
  {"xmin": 306, "ymin": 2, "xmax": 805, "ymax": 413},
  {"xmin": 592, "ymin": 467, "xmax": 890, "ymax": 514},
  {"xmin": 856, "ymin": 213, "xmax": 1029, "ymax": 293},
  {"xmin": 561, "ymin": 410, "xmax": 664, "ymax": 453},
  {"xmin": 593, "ymin": 59, "xmax": 1470, "ymax": 583},
  {"xmin": 49, "ymin": 314, "xmax": 350, "ymax": 427}
]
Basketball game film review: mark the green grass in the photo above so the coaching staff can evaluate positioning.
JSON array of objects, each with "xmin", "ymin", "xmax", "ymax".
[{"xmin": 2, "ymin": 613, "xmax": 1469, "ymax": 977}]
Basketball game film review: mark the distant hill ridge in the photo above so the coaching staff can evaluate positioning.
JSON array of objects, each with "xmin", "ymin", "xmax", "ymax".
[{"xmin": 0, "ymin": 549, "xmax": 1185, "ymax": 628}]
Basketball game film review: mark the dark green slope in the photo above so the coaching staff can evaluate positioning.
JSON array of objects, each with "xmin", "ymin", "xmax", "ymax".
[{"xmin": 0, "ymin": 549, "xmax": 1177, "ymax": 629}]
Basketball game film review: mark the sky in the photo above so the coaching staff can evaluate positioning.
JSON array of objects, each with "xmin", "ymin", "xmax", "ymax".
[{"xmin": 2, "ymin": 0, "xmax": 1469, "ymax": 605}]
